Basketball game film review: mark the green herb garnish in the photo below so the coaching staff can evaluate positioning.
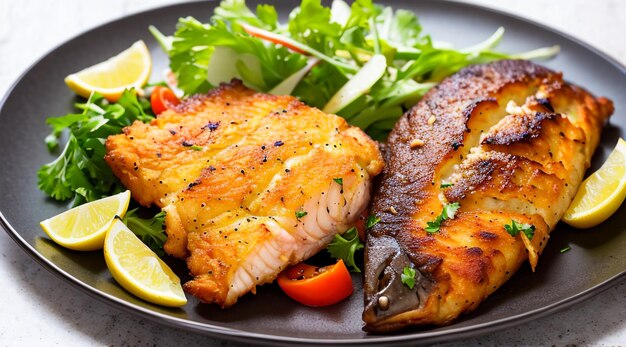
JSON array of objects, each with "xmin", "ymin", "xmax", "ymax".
[
  {"xmin": 37, "ymin": 90, "xmax": 153, "ymax": 205},
  {"xmin": 504, "ymin": 220, "xmax": 535, "ymax": 240},
  {"xmin": 425, "ymin": 202, "xmax": 460, "ymax": 234},
  {"xmin": 333, "ymin": 177, "xmax": 343, "ymax": 185},
  {"xmin": 440, "ymin": 183, "xmax": 454, "ymax": 189},
  {"xmin": 295, "ymin": 209, "xmax": 308, "ymax": 219},
  {"xmin": 327, "ymin": 226, "xmax": 363, "ymax": 272},
  {"xmin": 401, "ymin": 266, "xmax": 416, "ymax": 289},
  {"xmin": 151, "ymin": 0, "xmax": 558, "ymax": 140},
  {"xmin": 122, "ymin": 209, "xmax": 167, "ymax": 256},
  {"xmin": 560, "ymin": 246, "xmax": 571, "ymax": 253},
  {"xmin": 188, "ymin": 145, "xmax": 204, "ymax": 151},
  {"xmin": 365, "ymin": 214, "xmax": 381, "ymax": 229}
]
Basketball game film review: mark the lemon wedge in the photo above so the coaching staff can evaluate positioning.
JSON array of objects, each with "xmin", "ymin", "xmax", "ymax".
[
  {"xmin": 40, "ymin": 190, "xmax": 131, "ymax": 251},
  {"xmin": 562, "ymin": 138, "xmax": 626, "ymax": 229},
  {"xmin": 64, "ymin": 40, "xmax": 152, "ymax": 102},
  {"xmin": 104, "ymin": 218, "xmax": 187, "ymax": 307}
]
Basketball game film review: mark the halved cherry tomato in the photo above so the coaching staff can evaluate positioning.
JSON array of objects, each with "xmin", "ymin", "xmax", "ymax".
[
  {"xmin": 277, "ymin": 260, "xmax": 353, "ymax": 307},
  {"xmin": 150, "ymin": 86, "xmax": 180, "ymax": 115}
]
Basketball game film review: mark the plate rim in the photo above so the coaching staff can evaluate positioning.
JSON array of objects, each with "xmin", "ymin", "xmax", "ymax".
[{"xmin": 0, "ymin": 0, "xmax": 624, "ymax": 345}]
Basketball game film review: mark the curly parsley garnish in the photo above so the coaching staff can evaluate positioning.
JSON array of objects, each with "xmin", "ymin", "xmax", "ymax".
[
  {"xmin": 37, "ymin": 90, "xmax": 153, "ymax": 205},
  {"xmin": 504, "ymin": 220, "xmax": 535, "ymax": 240},
  {"xmin": 326, "ymin": 214, "xmax": 380, "ymax": 273},
  {"xmin": 327, "ymin": 227, "xmax": 363, "ymax": 272},
  {"xmin": 425, "ymin": 202, "xmax": 460, "ymax": 234}
]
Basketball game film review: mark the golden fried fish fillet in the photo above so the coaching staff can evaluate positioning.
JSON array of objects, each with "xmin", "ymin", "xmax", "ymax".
[
  {"xmin": 105, "ymin": 80, "xmax": 384, "ymax": 307},
  {"xmin": 362, "ymin": 60, "xmax": 613, "ymax": 332}
]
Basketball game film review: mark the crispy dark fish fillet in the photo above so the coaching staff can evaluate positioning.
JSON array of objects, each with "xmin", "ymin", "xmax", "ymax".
[
  {"xmin": 362, "ymin": 60, "xmax": 613, "ymax": 332},
  {"xmin": 105, "ymin": 80, "xmax": 384, "ymax": 307}
]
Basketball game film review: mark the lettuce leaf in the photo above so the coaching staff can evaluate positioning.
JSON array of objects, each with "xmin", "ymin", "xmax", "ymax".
[{"xmin": 152, "ymin": 0, "xmax": 558, "ymax": 139}]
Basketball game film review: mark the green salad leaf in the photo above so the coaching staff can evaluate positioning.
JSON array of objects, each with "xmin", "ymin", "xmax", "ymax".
[
  {"xmin": 123, "ymin": 208, "xmax": 167, "ymax": 256},
  {"xmin": 37, "ymin": 90, "xmax": 154, "ymax": 205},
  {"xmin": 152, "ymin": 0, "xmax": 558, "ymax": 139}
]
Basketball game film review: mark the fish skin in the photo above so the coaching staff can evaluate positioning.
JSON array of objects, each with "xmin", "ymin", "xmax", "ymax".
[
  {"xmin": 105, "ymin": 80, "xmax": 383, "ymax": 307},
  {"xmin": 363, "ymin": 60, "xmax": 613, "ymax": 332}
]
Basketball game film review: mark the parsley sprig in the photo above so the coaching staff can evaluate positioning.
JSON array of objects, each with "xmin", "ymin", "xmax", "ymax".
[
  {"xmin": 504, "ymin": 220, "xmax": 535, "ymax": 240},
  {"xmin": 327, "ymin": 226, "xmax": 363, "ymax": 272},
  {"xmin": 326, "ymin": 214, "xmax": 380, "ymax": 272},
  {"xmin": 425, "ymin": 202, "xmax": 460, "ymax": 234},
  {"xmin": 37, "ymin": 90, "xmax": 153, "ymax": 206}
]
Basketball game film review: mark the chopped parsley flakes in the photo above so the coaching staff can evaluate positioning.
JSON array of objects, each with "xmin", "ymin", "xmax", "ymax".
[
  {"xmin": 333, "ymin": 177, "xmax": 343, "ymax": 185},
  {"xmin": 365, "ymin": 214, "xmax": 381, "ymax": 229},
  {"xmin": 425, "ymin": 202, "xmax": 460, "ymax": 234},
  {"xmin": 401, "ymin": 266, "xmax": 417, "ymax": 289},
  {"xmin": 295, "ymin": 210, "xmax": 307, "ymax": 219},
  {"xmin": 504, "ymin": 220, "xmax": 535, "ymax": 240}
]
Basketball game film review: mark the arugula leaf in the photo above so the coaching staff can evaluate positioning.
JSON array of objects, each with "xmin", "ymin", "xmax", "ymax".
[
  {"xmin": 425, "ymin": 202, "xmax": 460, "ymax": 234},
  {"xmin": 164, "ymin": 16, "xmax": 307, "ymax": 95},
  {"xmin": 382, "ymin": 9, "xmax": 422, "ymax": 47},
  {"xmin": 504, "ymin": 220, "xmax": 535, "ymax": 240},
  {"xmin": 214, "ymin": 0, "xmax": 273, "ymax": 29},
  {"xmin": 327, "ymin": 226, "xmax": 364, "ymax": 272},
  {"xmin": 401, "ymin": 266, "xmax": 416, "ymax": 289},
  {"xmin": 123, "ymin": 208, "xmax": 167, "ymax": 256},
  {"xmin": 37, "ymin": 90, "xmax": 154, "ymax": 205},
  {"xmin": 288, "ymin": 0, "xmax": 341, "ymax": 52}
]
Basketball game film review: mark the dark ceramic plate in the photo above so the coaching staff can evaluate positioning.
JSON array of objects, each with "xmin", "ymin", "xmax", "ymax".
[{"xmin": 1, "ymin": 0, "xmax": 624, "ymax": 345}]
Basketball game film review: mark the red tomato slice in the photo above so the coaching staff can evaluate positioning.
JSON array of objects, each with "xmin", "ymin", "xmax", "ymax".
[
  {"xmin": 150, "ymin": 86, "xmax": 180, "ymax": 115},
  {"xmin": 277, "ymin": 260, "xmax": 353, "ymax": 307}
]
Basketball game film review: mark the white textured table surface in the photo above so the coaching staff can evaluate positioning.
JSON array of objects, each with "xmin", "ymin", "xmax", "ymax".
[{"xmin": 1, "ymin": 1, "xmax": 624, "ymax": 346}]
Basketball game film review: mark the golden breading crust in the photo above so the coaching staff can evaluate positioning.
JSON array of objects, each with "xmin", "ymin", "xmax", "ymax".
[
  {"xmin": 105, "ymin": 80, "xmax": 384, "ymax": 307},
  {"xmin": 363, "ymin": 60, "xmax": 613, "ymax": 332}
]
